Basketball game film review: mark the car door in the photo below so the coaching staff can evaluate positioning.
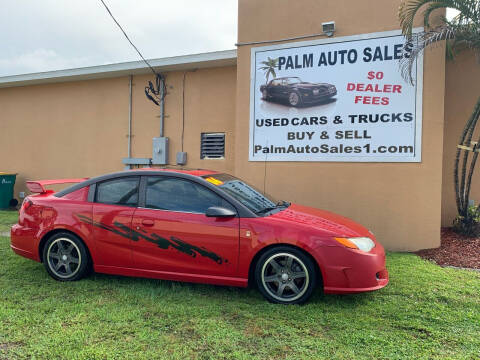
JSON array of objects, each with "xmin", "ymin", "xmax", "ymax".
[
  {"xmin": 131, "ymin": 175, "xmax": 240, "ymax": 277},
  {"xmin": 91, "ymin": 176, "xmax": 140, "ymax": 268},
  {"xmin": 269, "ymin": 79, "xmax": 282, "ymax": 99},
  {"xmin": 279, "ymin": 78, "xmax": 291, "ymax": 98}
]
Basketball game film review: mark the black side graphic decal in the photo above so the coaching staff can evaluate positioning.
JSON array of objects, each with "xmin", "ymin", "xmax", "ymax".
[{"xmin": 76, "ymin": 214, "xmax": 226, "ymax": 264}]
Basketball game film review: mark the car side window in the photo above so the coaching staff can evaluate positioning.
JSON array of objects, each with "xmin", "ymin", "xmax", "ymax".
[
  {"xmin": 96, "ymin": 177, "xmax": 140, "ymax": 207},
  {"xmin": 145, "ymin": 176, "xmax": 235, "ymax": 214}
]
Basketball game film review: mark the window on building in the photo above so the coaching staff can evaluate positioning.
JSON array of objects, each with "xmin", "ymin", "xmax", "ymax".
[{"xmin": 201, "ymin": 133, "xmax": 225, "ymax": 159}]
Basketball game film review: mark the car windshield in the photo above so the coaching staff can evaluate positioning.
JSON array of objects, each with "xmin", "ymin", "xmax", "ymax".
[
  {"xmin": 201, "ymin": 173, "xmax": 288, "ymax": 214},
  {"xmin": 284, "ymin": 77, "xmax": 302, "ymax": 84}
]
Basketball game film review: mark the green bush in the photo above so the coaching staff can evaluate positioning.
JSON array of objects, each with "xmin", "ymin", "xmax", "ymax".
[{"xmin": 453, "ymin": 205, "xmax": 480, "ymax": 237}]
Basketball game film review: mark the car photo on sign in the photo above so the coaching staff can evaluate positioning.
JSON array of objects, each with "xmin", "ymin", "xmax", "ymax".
[{"xmin": 260, "ymin": 76, "xmax": 337, "ymax": 108}]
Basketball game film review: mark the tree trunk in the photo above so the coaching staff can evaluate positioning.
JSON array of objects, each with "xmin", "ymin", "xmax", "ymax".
[
  {"xmin": 454, "ymin": 95, "xmax": 480, "ymax": 219},
  {"xmin": 463, "ymin": 97, "xmax": 480, "ymax": 215}
]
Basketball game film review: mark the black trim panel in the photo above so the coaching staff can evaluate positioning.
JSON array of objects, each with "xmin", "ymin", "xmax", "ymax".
[
  {"xmin": 138, "ymin": 176, "xmax": 147, "ymax": 208},
  {"xmin": 87, "ymin": 184, "xmax": 96, "ymax": 202}
]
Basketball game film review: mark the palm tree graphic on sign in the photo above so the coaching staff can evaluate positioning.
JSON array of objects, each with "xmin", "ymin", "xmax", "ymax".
[{"xmin": 259, "ymin": 57, "xmax": 279, "ymax": 84}]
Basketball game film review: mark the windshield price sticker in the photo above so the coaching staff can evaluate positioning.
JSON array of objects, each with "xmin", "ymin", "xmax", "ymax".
[
  {"xmin": 249, "ymin": 30, "xmax": 423, "ymax": 162},
  {"xmin": 205, "ymin": 177, "xmax": 224, "ymax": 186}
]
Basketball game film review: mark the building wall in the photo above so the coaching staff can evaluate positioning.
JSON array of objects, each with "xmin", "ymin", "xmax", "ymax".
[
  {"xmin": 0, "ymin": 66, "xmax": 237, "ymax": 195},
  {"xmin": 1, "ymin": 0, "xmax": 469, "ymax": 251},
  {"xmin": 442, "ymin": 51, "xmax": 480, "ymax": 226},
  {"xmin": 0, "ymin": 77, "xmax": 131, "ymax": 191},
  {"xmin": 235, "ymin": 0, "xmax": 446, "ymax": 251}
]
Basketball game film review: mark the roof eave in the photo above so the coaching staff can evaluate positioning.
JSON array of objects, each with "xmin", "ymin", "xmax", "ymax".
[{"xmin": 0, "ymin": 49, "xmax": 237, "ymax": 88}]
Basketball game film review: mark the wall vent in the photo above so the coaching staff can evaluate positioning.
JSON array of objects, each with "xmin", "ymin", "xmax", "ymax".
[{"xmin": 201, "ymin": 133, "xmax": 225, "ymax": 159}]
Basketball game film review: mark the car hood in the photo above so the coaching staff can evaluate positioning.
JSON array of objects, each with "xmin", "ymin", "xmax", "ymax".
[
  {"xmin": 269, "ymin": 203, "xmax": 371, "ymax": 238},
  {"xmin": 292, "ymin": 82, "xmax": 334, "ymax": 89}
]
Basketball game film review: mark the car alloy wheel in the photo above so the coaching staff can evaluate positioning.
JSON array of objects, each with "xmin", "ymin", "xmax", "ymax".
[
  {"xmin": 288, "ymin": 92, "xmax": 301, "ymax": 106},
  {"xmin": 255, "ymin": 247, "xmax": 317, "ymax": 304},
  {"xmin": 43, "ymin": 233, "xmax": 89, "ymax": 281}
]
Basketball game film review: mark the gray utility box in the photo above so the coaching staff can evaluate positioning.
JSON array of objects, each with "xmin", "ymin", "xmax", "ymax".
[
  {"xmin": 176, "ymin": 152, "xmax": 187, "ymax": 165},
  {"xmin": 152, "ymin": 137, "xmax": 169, "ymax": 165}
]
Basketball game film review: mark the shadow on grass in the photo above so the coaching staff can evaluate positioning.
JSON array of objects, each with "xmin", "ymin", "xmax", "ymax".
[
  {"xmin": 8, "ymin": 248, "xmax": 383, "ymax": 310},
  {"xmin": 77, "ymin": 269, "xmax": 376, "ymax": 308}
]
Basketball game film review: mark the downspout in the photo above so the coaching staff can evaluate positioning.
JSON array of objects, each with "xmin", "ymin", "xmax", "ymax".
[
  {"xmin": 159, "ymin": 75, "xmax": 165, "ymax": 137},
  {"xmin": 128, "ymin": 75, "xmax": 133, "ymax": 158}
]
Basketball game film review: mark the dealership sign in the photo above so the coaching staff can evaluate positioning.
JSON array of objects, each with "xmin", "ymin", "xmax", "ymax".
[{"xmin": 249, "ymin": 29, "xmax": 423, "ymax": 162}]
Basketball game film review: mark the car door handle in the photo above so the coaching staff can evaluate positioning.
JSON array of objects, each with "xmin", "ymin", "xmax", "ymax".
[{"xmin": 141, "ymin": 219, "xmax": 155, "ymax": 227}]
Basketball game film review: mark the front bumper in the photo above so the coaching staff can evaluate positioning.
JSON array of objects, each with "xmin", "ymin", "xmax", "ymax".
[
  {"xmin": 302, "ymin": 89, "xmax": 337, "ymax": 103},
  {"xmin": 313, "ymin": 242, "xmax": 389, "ymax": 294}
]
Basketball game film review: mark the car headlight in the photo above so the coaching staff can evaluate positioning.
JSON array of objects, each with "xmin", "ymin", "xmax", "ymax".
[{"xmin": 334, "ymin": 237, "xmax": 375, "ymax": 252}]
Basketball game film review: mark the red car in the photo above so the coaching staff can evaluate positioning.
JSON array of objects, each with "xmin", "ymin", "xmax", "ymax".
[{"xmin": 11, "ymin": 169, "xmax": 388, "ymax": 304}]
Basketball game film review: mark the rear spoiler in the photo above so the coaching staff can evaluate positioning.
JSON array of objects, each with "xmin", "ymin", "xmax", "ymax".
[{"xmin": 26, "ymin": 178, "xmax": 89, "ymax": 194}]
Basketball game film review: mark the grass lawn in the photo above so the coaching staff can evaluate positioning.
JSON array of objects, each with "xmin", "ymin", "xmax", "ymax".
[
  {"xmin": 0, "ymin": 212, "xmax": 479, "ymax": 359},
  {"xmin": 0, "ymin": 210, "xmax": 18, "ymax": 233}
]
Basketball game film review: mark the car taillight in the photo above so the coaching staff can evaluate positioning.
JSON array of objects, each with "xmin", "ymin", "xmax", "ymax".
[{"xmin": 21, "ymin": 198, "xmax": 32, "ymax": 212}]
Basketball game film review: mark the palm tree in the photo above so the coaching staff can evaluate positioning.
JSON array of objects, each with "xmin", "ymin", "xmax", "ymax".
[
  {"xmin": 399, "ymin": 0, "xmax": 480, "ymax": 235},
  {"xmin": 259, "ymin": 57, "xmax": 279, "ymax": 84}
]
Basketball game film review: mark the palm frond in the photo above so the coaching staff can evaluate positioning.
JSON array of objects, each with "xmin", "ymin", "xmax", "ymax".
[
  {"xmin": 399, "ymin": 0, "xmax": 479, "ymax": 38},
  {"xmin": 399, "ymin": 0, "xmax": 438, "ymax": 36},
  {"xmin": 423, "ymin": 3, "xmax": 453, "ymax": 27},
  {"xmin": 400, "ymin": 25, "xmax": 457, "ymax": 84},
  {"xmin": 259, "ymin": 57, "xmax": 279, "ymax": 83},
  {"xmin": 398, "ymin": 1, "xmax": 480, "ymax": 229}
]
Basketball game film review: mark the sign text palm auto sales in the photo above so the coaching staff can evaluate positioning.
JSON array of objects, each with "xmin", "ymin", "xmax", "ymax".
[{"xmin": 249, "ymin": 30, "xmax": 423, "ymax": 162}]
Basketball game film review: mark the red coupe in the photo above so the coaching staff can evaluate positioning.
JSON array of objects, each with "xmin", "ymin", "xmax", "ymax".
[{"xmin": 11, "ymin": 169, "xmax": 388, "ymax": 304}]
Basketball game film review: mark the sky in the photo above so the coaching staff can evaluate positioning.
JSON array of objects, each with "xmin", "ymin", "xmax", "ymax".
[
  {"xmin": 0, "ymin": 2, "xmax": 459, "ymax": 77},
  {"xmin": 0, "ymin": 0, "xmax": 238, "ymax": 77}
]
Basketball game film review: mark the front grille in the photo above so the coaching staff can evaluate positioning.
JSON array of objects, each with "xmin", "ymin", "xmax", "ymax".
[{"xmin": 311, "ymin": 87, "xmax": 336, "ymax": 97}]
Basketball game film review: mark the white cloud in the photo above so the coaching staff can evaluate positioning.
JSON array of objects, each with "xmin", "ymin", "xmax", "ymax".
[
  {"xmin": 0, "ymin": 0, "xmax": 238, "ymax": 76},
  {"xmin": 0, "ymin": 49, "xmax": 93, "ymax": 74}
]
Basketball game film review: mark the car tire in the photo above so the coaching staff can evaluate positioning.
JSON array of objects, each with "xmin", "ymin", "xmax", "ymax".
[
  {"xmin": 42, "ymin": 232, "xmax": 90, "ymax": 281},
  {"xmin": 255, "ymin": 246, "xmax": 317, "ymax": 304},
  {"xmin": 288, "ymin": 91, "xmax": 302, "ymax": 107}
]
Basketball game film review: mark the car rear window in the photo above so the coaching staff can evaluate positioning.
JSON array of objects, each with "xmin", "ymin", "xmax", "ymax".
[{"xmin": 96, "ymin": 177, "xmax": 140, "ymax": 207}]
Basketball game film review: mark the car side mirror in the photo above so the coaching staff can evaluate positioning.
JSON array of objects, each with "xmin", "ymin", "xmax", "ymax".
[{"xmin": 205, "ymin": 206, "xmax": 236, "ymax": 218}]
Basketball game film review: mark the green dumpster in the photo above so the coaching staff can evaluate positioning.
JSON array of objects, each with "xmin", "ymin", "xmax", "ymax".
[{"xmin": 0, "ymin": 173, "xmax": 17, "ymax": 209}]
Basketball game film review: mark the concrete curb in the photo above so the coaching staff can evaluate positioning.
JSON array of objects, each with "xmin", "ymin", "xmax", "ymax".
[{"xmin": 442, "ymin": 265, "xmax": 480, "ymax": 272}]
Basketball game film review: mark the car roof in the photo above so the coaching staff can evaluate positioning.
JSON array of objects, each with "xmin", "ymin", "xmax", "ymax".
[
  {"xmin": 54, "ymin": 168, "xmax": 222, "ymax": 198},
  {"xmin": 274, "ymin": 76, "xmax": 300, "ymax": 80},
  {"xmin": 53, "ymin": 167, "xmax": 258, "ymax": 218},
  {"xmin": 132, "ymin": 167, "xmax": 220, "ymax": 177}
]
